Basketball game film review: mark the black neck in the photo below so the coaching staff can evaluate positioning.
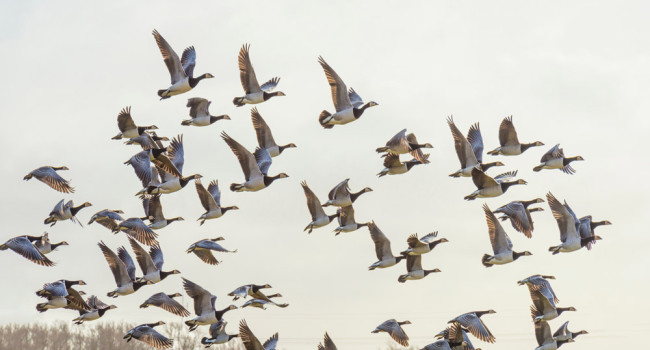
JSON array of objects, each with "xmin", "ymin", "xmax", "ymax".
[
  {"xmin": 189, "ymin": 74, "xmax": 210, "ymax": 88},
  {"xmin": 229, "ymin": 334, "xmax": 239, "ymax": 340},
  {"xmin": 278, "ymin": 144, "xmax": 293, "ymax": 154},
  {"xmin": 395, "ymin": 256, "xmax": 406, "ymax": 263},
  {"xmin": 500, "ymin": 181, "xmax": 521, "ymax": 193},
  {"xmin": 167, "ymin": 218, "xmax": 182, "ymax": 224},
  {"xmin": 328, "ymin": 214, "xmax": 339, "ymax": 222},
  {"xmin": 557, "ymin": 307, "xmax": 573, "ymax": 315},
  {"xmin": 513, "ymin": 251, "xmax": 529, "ymax": 260},
  {"xmin": 406, "ymin": 160, "xmax": 422, "ymax": 170},
  {"xmin": 160, "ymin": 270, "xmax": 176, "ymax": 280},
  {"xmin": 520, "ymin": 142, "xmax": 539, "ymax": 152},
  {"xmin": 263, "ymin": 91, "xmax": 282, "ymax": 101},
  {"xmin": 563, "ymin": 156, "xmax": 580, "ymax": 165},
  {"xmin": 350, "ymin": 190, "xmax": 367, "ymax": 203},
  {"xmin": 474, "ymin": 310, "xmax": 491, "ymax": 318},
  {"xmin": 580, "ymin": 236, "xmax": 596, "ymax": 247},
  {"xmin": 428, "ymin": 239, "xmax": 445, "ymax": 249},
  {"xmin": 180, "ymin": 175, "xmax": 198, "ymax": 187},
  {"xmin": 353, "ymin": 103, "xmax": 373, "ymax": 118},
  {"xmin": 70, "ymin": 205, "xmax": 86, "ymax": 216},
  {"xmin": 151, "ymin": 148, "xmax": 166, "ymax": 158},
  {"xmin": 133, "ymin": 280, "xmax": 149, "ymax": 291},
  {"xmin": 221, "ymin": 206, "xmax": 237, "ymax": 214},
  {"xmin": 97, "ymin": 308, "xmax": 111, "ymax": 317},
  {"xmin": 521, "ymin": 199, "xmax": 540, "ymax": 208},
  {"xmin": 215, "ymin": 307, "xmax": 233, "ymax": 320},
  {"xmin": 51, "ymin": 242, "xmax": 66, "ymax": 250},
  {"xmin": 209, "ymin": 115, "xmax": 227, "ymax": 124},
  {"xmin": 263, "ymin": 174, "xmax": 284, "ymax": 186}
]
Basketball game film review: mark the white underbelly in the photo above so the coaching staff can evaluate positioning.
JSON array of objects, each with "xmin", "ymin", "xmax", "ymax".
[
  {"xmin": 158, "ymin": 180, "xmax": 182, "ymax": 193},
  {"xmin": 243, "ymin": 177, "xmax": 266, "ymax": 191},
  {"xmin": 500, "ymin": 144, "xmax": 522, "ymax": 155},
  {"xmin": 194, "ymin": 314, "xmax": 218, "ymax": 325},
  {"xmin": 337, "ymin": 224, "xmax": 359, "ymax": 232},
  {"xmin": 491, "ymin": 251, "xmax": 514, "ymax": 264},
  {"xmin": 267, "ymin": 146, "xmax": 280, "ymax": 157},
  {"xmin": 167, "ymin": 78, "xmax": 191, "ymax": 95},
  {"xmin": 478, "ymin": 186, "xmax": 503, "ymax": 198},
  {"xmin": 543, "ymin": 158, "xmax": 564, "ymax": 169},
  {"xmin": 81, "ymin": 310, "xmax": 100, "ymax": 321},
  {"xmin": 144, "ymin": 270, "xmax": 161, "ymax": 283},
  {"xmin": 388, "ymin": 165, "xmax": 408, "ymax": 175},
  {"xmin": 311, "ymin": 216, "xmax": 331, "ymax": 228},
  {"xmin": 116, "ymin": 284, "xmax": 135, "ymax": 296},
  {"xmin": 47, "ymin": 296, "xmax": 68, "ymax": 308},
  {"xmin": 373, "ymin": 258, "xmax": 398, "ymax": 268},
  {"xmin": 243, "ymin": 92, "xmax": 264, "ymax": 104},
  {"xmin": 331, "ymin": 108, "xmax": 356, "ymax": 124},
  {"xmin": 405, "ymin": 270, "xmax": 425, "ymax": 280},
  {"xmin": 149, "ymin": 221, "xmax": 167, "ymax": 230},
  {"xmin": 191, "ymin": 116, "xmax": 211, "ymax": 126},
  {"xmin": 122, "ymin": 129, "xmax": 139, "ymax": 139},
  {"xmin": 204, "ymin": 209, "xmax": 224, "ymax": 220}
]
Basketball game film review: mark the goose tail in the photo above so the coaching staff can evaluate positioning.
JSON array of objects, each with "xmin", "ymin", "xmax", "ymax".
[
  {"xmin": 533, "ymin": 164, "xmax": 544, "ymax": 172},
  {"xmin": 481, "ymin": 254, "xmax": 493, "ymax": 267},
  {"xmin": 232, "ymin": 97, "xmax": 245, "ymax": 107},
  {"xmin": 319, "ymin": 111, "xmax": 334, "ymax": 129}
]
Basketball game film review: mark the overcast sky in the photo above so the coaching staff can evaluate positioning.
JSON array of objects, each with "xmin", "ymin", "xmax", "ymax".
[{"xmin": 1, "ymin": 1, "xmax": 648, "ymax": 349}]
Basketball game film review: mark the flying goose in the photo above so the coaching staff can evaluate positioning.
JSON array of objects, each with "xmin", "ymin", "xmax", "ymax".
[
  {"xmin": 398, "ymin": 255, "xmax": 441, "ymax": 282},
  {"xmin": 128, "ymin": 238, "xmax": 180, "ymax": 283},
  {"xmin": 301, "ymin": 181, "xmax": 337, "ymax": 234},
  {"xmin": 322, "ymin": 178, "xmax": 372, "ymax": 207},
  {"xmin": 24, "ymin": 166, "xmax": 74, "ymax": 193},
  {"xmin": 481, "ymin": 204, "xmax": 532, "ymax": 267},
  {"xmin": 186, "ymin": 237, "xmax": 237, "ymax": 265},
  {"xmin": 400, "ymin": 231, "xmax": 449, "ymax": 256},
  {"xmin": 111, "ymin": 106, "xmax": 158, "ymax": 140},
  {"xmin": 124, "ymin": 321, "xmax": 173, "ymax": 349},
  {"xmin": 334, "ymin": 205, "xmax": 369, "ymax": 235},
  {"xmin": 239, "ymin": 319, "xmax": 279, "ymax": 350},
  {"xmin": 182, "ymin": 97, "xmax": 230, "ymax": 126},
  {"xmin": 125, "ymin": 131, "xmax": 169, "ymax": 150},
  {"xmin": 35, "ymin": 279, "xmax": 87, "ymax": 312},
  {"xmin": 546, "ymin": 192, "xmax": 601, "ymax": 254},
  {"xmin": 140, "ymin": 292, "xmax": 190, "ymax": 317},
  {"xmin": 487, "ymin": 116, "xmax": 544, "ymax": 156},
  {"xmin": 464, "ymin": 168, "xmax": 527, "ymax": 200},
  {"xmin": 317, "ymin": 332, "xmax": 338, "ymax": 350},
  {"xmin": 494, "ymin": 199, "xmax": 544, "ymax": 238},
  {"xmin": 233, "ymin": 44, "xmax": 285, "ymax": 106},
  {"xmin": 534, "ymin": 320, "xmax": 574, "ymax": 350},
  {"xmin": 447, "ymin": 117, "xmax": 504, "ymax": 177},
  {"xmin": 530, "ymin": 289, "xmax": 576, "ymax": 323},
  {"xmin": 435, "ymin": 322, "xmax": 479, "ymax": 350},
  {"xmin": 44, "ymin": 199, "xmax": 92, "ymax": 227},
  {"xmin": 142, "ymin": 195, "xmax": 184, "ymax": 229},
  {"xmin": 251, "ymin": 107, "xmax": 296, "ymax": 157},
  {"xmin": 448, "ymin": 310, "xmax": 496, "ymax": 343},
  {"xmin": 153, "ymin": 29, "xmax": 213, "ymax": 99},
  {"xmin": 367, "ymin": 221, "xmax": 406, "ymax": 270},
  {"xmin": 72, "ymin": 295, "xmax": 117, "ymax": 324},
  {"xmin": 183, "ymin": 278, "xmax": 238, "ymax": 331},
  {"xmin": 317, "ymin": 56, "xmax": 377, "ymax": 128},
  {"xmin": 26, "ymin": 232, "xmax": 68, "ymax": 255},
  {"xmin": 0, "ymin": 236, "xmax": 54, "ymax": 266},
  {"xmin": 221, "ymin": 131, "xmax": 289, "ymax": 192},
  {"xmin": 376, "ymin": 129, "xmax": 432, "ymax": 164},
  {"xmin": 371, "ymin": 319, "xmax": 411, "ymax": 346},
  {"xmin": 377, "ymin": 153, "xmax": 429, "ymax": 177},
  {"xmin": 144, "ymin": 135, "xmax": 202, "ymax": 195},
  {"xmin": 241, "ymin": 293, "xmax": 286, "ymax": 309},
  {"xmin": 112, "ymin": 218, "xmax": 159, "ymax": 246},
  {"xmin": 228, "ymin": 284, "xmax": 272, "ymax": 301},
  {"xmin": 518, "ymin": 275, "xmax": 559, "ymax": 307},
  {"xmin": 202, "ymin": 320, "xmax": 239, "ymax": 347},
  {"xmin": 421, "ymin": 340, "xmax": 453, "ymax": 350},
  {"xmin": 533, "ymin": 144, "xmax": 584, "ymax": 174},
  {"xmin": 98, "ymin": 241, "xmax": 152, "ymax": 298},
  {"xmin": 578, "ymin": 215, "xmax": 611, "ymax": 250},
  {"xmin": 88, "ymin": 209, "xmax": 124, "ymax": 231},
  {"xmin": 195, "ymin": 179, "xmax": 239, "ymax": 225},
  {"xmin": 553, "ymin": 321, "xmax": 588, "ymax": 342}
]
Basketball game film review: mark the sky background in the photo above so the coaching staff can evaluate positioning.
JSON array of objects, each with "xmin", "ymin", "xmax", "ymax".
[{"xmin": 1, "ymin": 1, "xmax": 649, "ymax": 349}]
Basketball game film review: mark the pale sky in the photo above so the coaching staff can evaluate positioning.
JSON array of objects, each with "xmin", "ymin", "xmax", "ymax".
[{"xmin": 1, "ymin": 1, "xmax": 649, "ymax": 349}]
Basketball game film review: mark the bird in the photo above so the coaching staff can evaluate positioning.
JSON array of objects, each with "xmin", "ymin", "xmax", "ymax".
[
  {"xmin": 142, "ymin": 195, "xmax": 184, "ymax": 229},
  {"xmin": 487, "ymin": 116, "xmax": 544, "ymax": 155},
  {"xmin": 377, "ymin": 153, "xmax": 429, "ymax": 177},
  {"xmin": 233, "ymin": 44, "xmax": 285, "ymax": 106},
  {"xmin": 530, "ymin": 289, "xmax": 576, "ymax": 323},
  {"xmin": 301, "ymin": 181, "xmax": 338, "ymax": 234},
  {"xmin": 43, "ymin": 199, "xmax": 92, "ymax": 227},
  {"xmin": 228, "ymin": 284, "xmax": 272, "ymax": 301},
  {"xmin": 153, "ymin": 29, "xmax": 213, "ymax": 99},
  {"xmin": 251, "ymin": 107, "xmax": 296, "ymax": 157},
  {"xmin": 128, "ymin": 238, "xmax": 180, "ymax": 283},
  {"xmin": 464, "ymin": 168, "xmax": 527, "ymax": 200},
  {"xmin": 239, "ymin": 319, "xmax": 279, "ymax": 350},
  {"xmin": 400, "ymin": 232, "xmax": 449, "ymax": 256},
  {"xmin": 447, "ymin": 117, "xmax": 504, "ymax": 177},
  {"xmin": 376, "ymin": 129, "xmax": 432, "ymax": 164},
  {"xmin": 72, "ymin": 295, "xmax": 117, "ymax": 324},
  {"xmin": 186, "ymin": 237, "xmax": 237, "ymax": 265},
  {"xmin": 398, "ymin": 255, "xmax": 441, "ymax": 282},
  {"xmin": 518, "ymin": 275, "xmax": 559, "ymax": 307},
  {"xmin": 0, "ymin": 236, "xmax": 54, "ymax": 266},
  {"xmin": 35, "ymin": 279, "xmax": 87, "ymax": 312},
  {"xmin": 448, "ymin": 310, "xmax": 496, "ymax": 343},
  {"xmin": 123, "ymin": 321, "xmax": 173, "ymax": 349},
  {"xmin": 578, "ymin": 215, "xmax": 611, "ymax": 250},
  {"xmin": 435, "ymin": 322, "xmax": 479, "ymax": 350},
  {"xmin": 221, "ymin": 131, "xmax": 289, "ymax": 192},
  {"xmin": 322, "ymin": 178, "xmax": 372, "ymax": 207},
  {"xmin": 420, "ymin": 340, "xmax": 453, "ymax": 350},
  {"xmin": 533, "ymin": 144, "xmax": 584, "ymax": 174},
  {"xmin": 183, "ymin": 278, "xmax": 238, "ymax": 331},
  {"xmin": 140, "ymin": 292, "xmax": 190, "ymax": 317},
  {"xmin": 547, "ymin": 192, "xmax": 601, "ymax": 254},
  {"xmin": 534, "ymin": 320, "xmax": 574, "ymax": 350},
  {"xmin": 111, "ymin": 106, "xmax": 158, "ymax": 140},
  {"xmin": 182, "ymin": 97, "xmax": 230, "ymax": 126},
  {"xmin": 201, "ymin": 320, "xmax": 239, "ymax": 347},
  {"xmin": 24, "ymin": 166, "xmax": 74, "ymax": 193},
  {"xmin": 98, "ymin": 241, "xmax": 152, "ymax": 298},
  {"xmin": 553, "ymin": 321, "xmax": 588, "ymax": 342},
  {"xmin": 317, "ymin": 332, "xmax": 338, "ymax": 350},
  {"xmin": 124, "ymin": 131, "xmax": 170, "ymax": 150},
  {"xmin": 25, "ymin": 232, "xmax": 68, "ymax": 255},
  {"xmin": 195, "ymin": 179, "xmax": 239, "ymax": 225},
  {"xmin": 481, "ymin": 204, "xmax": 532, "ymax": 267},
  {"xmin": 112, "ymin": 218, "xmax": 159, "ymax": 246},
  {"xmin": 371, "ymin": 319, "xmax": 411, "ymax": 346},
  {"xmin": 334, "ymin": 205, "xmax": 369, "ymax": 235},
  {"xmin": 241, "ymin": 293, "xmax": 286, "ymax": 309},
  {"xmin": 88, "ymin": 209, "xmax": 125, "ymax": 231},
  {"xmin": 367, "ymin": 221, "xmax": 406, "ymax": 270},
  {"xmin": 493, "ymin": 199, "xmax": 545, "ymax": 238},
  {"xmin": 317, "ymin": 56, "xmax": 377, "ymax": 128},
  {"xmin": 143, "ymin": 135, "xmax": 203, "ymax": 195}
]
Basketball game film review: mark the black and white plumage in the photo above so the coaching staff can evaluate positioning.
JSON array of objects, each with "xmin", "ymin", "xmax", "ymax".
[
  {"xmin": 25, "ymin": 232, "xmax": 68, "ymax": 255},
  {"xmin": 233, "ymin": 44, "xmax": 285, "ymax": 106},
  {"xmin": 182, "ymin": 97, "xmax": 230, "ymax": 126},
  {"xmin": 241, "ymin": 293, "xmax": 287, "ymax": 309},
  {"xmin": 129, "ymin": 238, "xmax": 180, "ymax": 284},
  {"xmin": 435, "ymin": 322, "xmax": 478, "ymax": 350},
  {"xmin": 371, "ymin": 319, "xmax": 411, "ymax": 347},
  {"xmin": 529, "ymin": 289, "xmax": 576, "ymax": 323},
  {"xmin": 481, "ymin": 204, "xmax": 532, "ymax": 267},
  {"xmin": 201, "ymin": 320, "xmax": 239, "ymax": 347},
  {"xmin": 534, "ymin": 320, "xmax": 574, "ymax": 350},
  {"xmin": 72, "ymin": 295, "xmax": 117, "ymax": 324},
  {"xmin": 448, "ymin": 310, "xmax": 496, "ymax": 343},
  {"xmin": 518, "ymin": 275, "xmax": 559, "ymax": 307},
  {"xmin": 142, "ymin": 195, "xmax": 184, "ymax": 229},
  {"xmin": 35, "ymin": 279, "xmax": 87, "ymax": 312},
  {"xmin": 376, "ymin": 129, "xmax": 432, "ymax": 164},
  {"xmin": 43, "ymin": 199, "xmax": 92, "ymax": 227},
  {"xmin": 186, "ymin": 237, "xmax": 237, "ymax": 266},
  {"xmin": 494, "ymin": 199, "xmax": 545, "ymax": 238},
  {"xmin": 251, "ymin": 107, "xmax": 296, "ymax": 157},
  {"xmin": 546, "ymin": 192, "xmax": 601, "ymax": 254},
  {"xmin": 183, "ymin": 278, "xmax": 238, "ymax": 331},
  {"xmin": 112, "ymin": 218, "xmax": 159, "ymax": 246},
  {"xmin": 301, "ymin": 181, "xmax": 337, "ymax": 234},
  {"xmin": 24, "ymin": 166, "xmax": 74, "ymax": 193},
  {"xmin": 228, "ymin": 284, "xmax": 272, "ymax": 301},
  {"xmin": 124, "ymin": 321, "xmax": 174, "ymax": 349},
  {"xmin": 111, "ymin": 106, "xmax": 158, "ymax": 140},
  {"xmin": 397, "ymin": 255, "xmax": 441, "ymax": 283},
  {"xmin": 401, "ymin": 232, "xmax": 449, "ymax": 256},
  {"xmin": 98, "ymin": 241, "xmax": 151, "ymax": 298},
  {"xmin": 447, "ymin": 117, "xmax": 503, "ymax": 177},
  {"xmin": 0, "ymin": 236, "xmax": 54, "ymax": 266},
  {"xmin": 322, "ymin": 178, "xmax": 372, "ymax": 207},
  {"xmin": 578, "ymin": 215, "xmax": 611, "ymax": 250},
  {"xmin": 533, "ymin": 144, "xmax": 584, "ymax": 174},
  {"xmin": 464, "ymin": 168, "xmax": 527, "ymax": 200},
  {"xmin": 195, "ymin": 179, "xmax": 238, "ymax": 225},
  {"xmin": 140, "ymin": 292, "xmax": 190, "ymax": 317},
  {"xmin": 142, "ymin": 135, "xmax": 202, "ymax": 195},
  {"xmin": 333, "ymin": 205, "xmax": 369, "ymax": 235},
  {"xmin": 88, "ymin": 209, "xmax": 124, "ymax": 231},
  {"xmin": 487, "ymin": 116, "xmax": 544, "ymax": 156},
  {"xmin": 367, "ymin": 221, "xmax": 405, "ymax": 270},
  {"xmin": 124, "ymin": 131, "xmax": 169, "ymax": 150},
  {"xmin": 553, "ymin": 321, "xmax": 588, "ymax": 342},
  {"xmin": 377, "ymin": 153, "xmax": 429, "ymax": 177},
  {"xmin": 239, "ymin": 319, "xmax": 279, "ymax": 350},
  {"xmin": 317, "ymin": 332, "xmax": 338, "ymax": 350}
]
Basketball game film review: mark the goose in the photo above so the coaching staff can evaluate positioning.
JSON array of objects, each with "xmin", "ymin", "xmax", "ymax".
[
  {"xmin": 334, "ymin": 205, "xmax": 369, "ymax": 235},
  {"xmin": 530, "ymin": 289, "xmax": 576, "ymax": 323},
  {"xmin": 533, "ymin": 144, "xmax": 584, "ymax": 174},
  {"xmin": 464, "ymin": 168, "xmax": 527, "ymax": 200},
  {"xmin": 0, "ymin": 236, "xmax": 54, "ymax": 266},
  {"xmin": 371, "ymin": 319, "xmax": 411, "ymax": 346},
  {"xmin": 183, "ymin": 278, "xmax": 238, "ymax": 331},
  {"xmin": 124, "ymin": 321, "xmax": 173, "ymax": 349},
  {"xmin": 448, "ymin": 310, "xmax": 496, "ymax": 343},
  {"xmin": 317, "ymin": 332, "xmax": 338, "ymax": 350},
  {"xmin": 534, "ymin": 320, "xmax": 574, "ymax": 350},
  {"xmin": 153, "ymin": 29, "xmax": 213, "ymax": 99},
  {"xmin": 376, "ymin": 129, "xmax": 432, "ymax": 164},
  {"xmin": 142, "ymin": 195, "xmax": 184, "ymax": 229},
  {"xmin": 88, "ymin": 209, "xmax": 124, "ymax": 231},
  {"xmin": 317, "ymin": 56, "xmax": 377, "ymax": 128},
  {"xmin": 494, "ymin": 199, "xmax": 545, "ymax": 238},
  {"xmin": 111, "ymin": 106, "xmax": 158, "ymax": 140},
  {"xmin": 44, "ymin": 199, "xmax": 92, "ymax": 227},
  {"xmin": 128, "ymin": 238, "xmax": 180, "ymax": 283},
  {"xmin": 398, "ymin": 255, "xmax": 441, "ymax": 282},
  {"xmin": 112, "ymin": 218, "xmax": 159, "ymax": 246},
  {"xmin": 241, "ymin": 293, "xmax": 287, "ymax": 309},
  {"xmin": 140, "ymin": 292, "xmax": 190, "ymax": 317},
  {"xmin": 447, "ymin": 117, "xmax": 504, "ymax": 177},
  {"xmin": 301, "ymin": 181, "xmax": 338, "ymax": 234},
  {"xmin": 202, "ymin": 320, "xmax": 239, "ymax": 347},
  {"xmin": 251, "ymin": 107, "xmax": 296, "ymax": 157},
  {"xmin": 72, "ymin": 295, "xmax": 117, "ymax": 324},
  {"xmin": 125, "ymin": 131, "xmax": 169, "ymax": 149},
  {"xmin": 421, "ymin": 340, "xmax": 453, "ymax": 350},
  {"xmin": 35, "ymin": 279, "xmax": 87, "ymax": 312},
  {"xmin": 481, "ymin": 204, "xmax": 532, "ymax": 267},
  {"xmin": 221, "ymin": 131, "xmax": 289, "ymax": 192},
  {"xmin": 367, "ymin": 221, "xmax": 406, "ymax": 270},
  {"xmin": 400, "ymin": 231, "xmax": 449, "ymax": 256},
  {"xmin": 377, "ymin": 153, "xmax": 429, "ymax": 177},
  {"xmin": 98, "ymin": 241, "xmax": 152, "ymax": 298},
  {"xmin": 546, "ymin": 192, "xmax": 601, "ymax": 254},
  {"xmin": 233, "ymin": 44, "xmax": 285, "ymax": 106},
  {"xmin": 435, "ymin": 322, "xmax": 479, "ymax": 350},
  {"xmin": 195, "ymin": 179, "xmax": 239, "ymax": 225},
  {"xmin": 182, "ymin": 97, "xmax": 230, "ymax": 126},
  {"xmin": 24, "ymin": 166, "xmax": 74, "ymax": 193},
  {"xmin": 553, "ymin": 321, "xmax": 588, "ymax": 342},
  {"xmin": 186, "ymin": 237, "xmax": 237, "ymax": 265},
  {"xmin": 487, "ymin": 116, "xmax": 544, "ymax": 156},
  {"xmin": 578, "ymin": 215, "xmax": 611, "ymax": 250},
  {"xmin": 239, "ymin": 319, "xmax": 279, "ymax": 350},
  {"xmin": 518, "ymin": 275, "xmax": 559, "ymax": 307},
  {"xmin": 26, "ymin": 232, "xmax": 68, "ymax": 255},
  {"xmin": 322, "ymin": 178, "xmax": 372, "ymax": 207},
  {"xmin": 228, "ymin": 284, "xmax": 272, "ymax": 301},
  {"xmin": 143, "ymin": 135, "xmax": 202, "ymax": 195}
]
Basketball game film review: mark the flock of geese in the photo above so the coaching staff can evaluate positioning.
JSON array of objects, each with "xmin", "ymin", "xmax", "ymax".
[{"xmin": 0, "ymin": 28, "xmax": 612, "ymax": 350}]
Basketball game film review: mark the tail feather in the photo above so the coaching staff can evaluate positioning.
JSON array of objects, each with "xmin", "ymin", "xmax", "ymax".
[
  {"xmin": 230, "ymin": 183, "xmax": 243, "ymax": 192},
  {"xmin": 533, "ymin": 164, "xmax": 544, "ymax": 172},
  {"xmin": 448, "ymin": 171, "xmax": 462, "ymax": 178},
  {"xmin": 232, "ymin": 97, "xmax": 245, "ymax": 107},
  {"xmin": 44, "ymin": 216, "xmax": 55, "ymax": 225},
  {"xmin": 24, "ymin": 174, "xmax": 33, "ymax": 180},
  {"xmin": 319, "ymin": 111, "xmax": 334, "ymax": 129},
  {"xmin": 0, "ymin": 244, "xmax": 7, "ymax": 250},
  {"xmin": 481, "ymin": 254, "xmax": 493, "ymax": 267},
  {"xmin": 464, "ymin": 193, "xmax": 478, "ymax": 201},
  {"xmin": 397, "ymin": 274, "xmax": 407, "ymax": 283},
  {"xmin": 111, "ymin": 134, "xmax": 122, "ymax": 140},
  {"xmin": 36, "ymin": 303, "xmax": 48, "ymax": 312},
  {"xmin": 376, "ymin": 147, "xmax": 389, "ymax": 153},
  {"xmin": 157, "ymin": 89, "xmax": 170, "ymax": 99},
  {"xmin": 181, "ymin": 120, "xmax": 192, "ymax": 126},
  {"xmin": 487, "ymin": 148, "xmax": 500, "ymax": 155}
]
